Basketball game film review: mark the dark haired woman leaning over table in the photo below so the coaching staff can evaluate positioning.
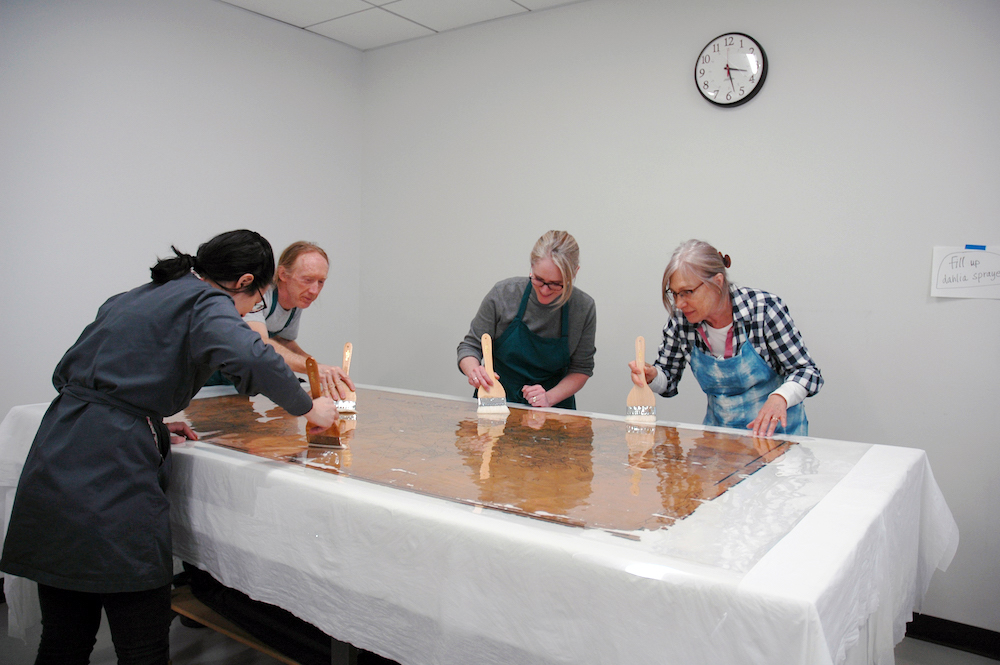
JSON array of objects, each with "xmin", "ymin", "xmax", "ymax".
[
  {"xmin": 458, "ymin": 230, "xmax": 597, "ymax": 409},
  {"xmin": 629, "ymin": 239, "xmax": 823, "ymax": 437},
  {"xmin": 0, "ymin": 230, "xmax": 337, "ymax": 665}
]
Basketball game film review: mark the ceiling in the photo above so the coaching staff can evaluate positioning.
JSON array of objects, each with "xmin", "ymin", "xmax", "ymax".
[{"xmin": 217, "ymin": 0, "xmax": 589, "ymax": 51}]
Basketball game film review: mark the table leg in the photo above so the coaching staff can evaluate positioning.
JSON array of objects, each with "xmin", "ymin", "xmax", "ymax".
[{"xmin": 331, "ymin": 637, "xmax": 359, "ymax": 665}]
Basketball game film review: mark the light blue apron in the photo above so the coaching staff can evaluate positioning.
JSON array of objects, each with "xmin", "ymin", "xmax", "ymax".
[{"xmin": 689, "ymin": 327, "xmax": 807, "ymax": 435}]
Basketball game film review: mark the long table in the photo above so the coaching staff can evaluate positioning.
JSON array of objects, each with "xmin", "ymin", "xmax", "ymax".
[{"xmin": 1, "ymin": 386, "xmax": 959, "ymax": 665}]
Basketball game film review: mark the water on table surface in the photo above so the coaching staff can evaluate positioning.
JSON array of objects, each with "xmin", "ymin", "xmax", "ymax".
[{"xmin": 175, "ymin": 388, "xmax": 794, "ymax": 533}]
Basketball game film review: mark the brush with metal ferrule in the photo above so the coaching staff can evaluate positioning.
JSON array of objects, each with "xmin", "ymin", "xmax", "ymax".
[
  {"xmin": 335, "ymin": 342, "xmax": 357, "ymax": 413},
  {"xmin": 625, "ymin": 336, "xmax": 657, "ymax": 424},
  {"xmin": 477, "ymin": 333, "xmax": 510, "ymax": 415},
  {"xmin": 305, "ymin": 356, "xmax": 343, "ymax": 447}
]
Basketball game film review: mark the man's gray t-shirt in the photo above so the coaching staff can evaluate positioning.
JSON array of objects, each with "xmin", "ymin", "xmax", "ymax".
[{"xmin": 244, "ymin": 286, "xmax": 301, "ymax": 341}]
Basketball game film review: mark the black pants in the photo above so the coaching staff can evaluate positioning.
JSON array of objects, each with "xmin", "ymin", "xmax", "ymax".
[{"xmin": 35, "ymin": 583, "xmax": 173, "ymax": 665}]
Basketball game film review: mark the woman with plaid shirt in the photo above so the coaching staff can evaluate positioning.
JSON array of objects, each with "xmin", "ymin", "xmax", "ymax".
[{"xmin": 629, "ymin": 239, "xmax": 823, "ymax": 437}]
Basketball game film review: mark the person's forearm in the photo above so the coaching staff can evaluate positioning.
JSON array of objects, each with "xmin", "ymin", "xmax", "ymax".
[
  {"xmin": 459, "ymin": 355, "xmax": 481, "ymax": 377},
  {"xmin": 772, "ymin": 380, "xmax": 807, "ymax": 409},
  {"xmin": 268, "ymin": 337, "xmax": 308, "ymax": 374},
  {"xmin": 544, "ymin": 373, "xmax": 589, "ymax": 406},
  {"xmin": 272, "ymin": 338, "xmax": 353, "ymax": 398}
]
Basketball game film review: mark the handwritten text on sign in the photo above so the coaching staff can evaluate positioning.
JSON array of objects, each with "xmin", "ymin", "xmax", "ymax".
[{"xmin": 931, "ymin": 246, "xmax": 1000, "ymax": 299}]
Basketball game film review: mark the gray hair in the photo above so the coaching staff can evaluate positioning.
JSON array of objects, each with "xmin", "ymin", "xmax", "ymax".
[
  {"xmin": 530, "ymin": 230, "xmax": 580, "ymax": 306},
  {"xmin": 661, "ymin": 239, "xmax": 731, "ymax": 315}
]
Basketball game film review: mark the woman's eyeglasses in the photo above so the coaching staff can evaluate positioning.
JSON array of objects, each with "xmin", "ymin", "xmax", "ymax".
[
  {"xmin": 665, "ymin": 282, "xmax": 704, "ymax": 302},
  {"xmin": 249, "ymin": 288, "xmax": 267, "ymax": 313},
  {"xmin": 530, "ymin": 274, "xmax": 564, "ymax": 292}
]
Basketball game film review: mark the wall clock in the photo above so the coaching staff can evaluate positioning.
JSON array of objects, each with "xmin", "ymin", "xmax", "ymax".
[{"xmin": 695, "ymin": 33, "xmax": 767, "ymax": 107}]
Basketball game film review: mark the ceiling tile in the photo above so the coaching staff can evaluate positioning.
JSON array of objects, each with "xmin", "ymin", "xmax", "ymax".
[
  {"xmin": 219, "ymin": 0, "xmax": 370, "ymax": 28},
  {"xmin": 517, "ymin": 0, "xmax": 584, "ymax": 9},
  {"xmin": 216, "ymin": 0, "xmax": 591, "ymax": 51},
  {"xmin": 385, "ymin": 0, "xmax": 527, "ymax": 33},
  {"xmin": 308, "ymin": 7, "xmax": 434, "ymax": 50}
]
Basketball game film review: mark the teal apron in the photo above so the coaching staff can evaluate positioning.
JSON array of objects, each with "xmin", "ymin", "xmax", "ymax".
[
  {"xmin": 492, "ymin": 280, "xmax": 575, "ymax": 409},
  {"xmin": 689, "ymin": 325, "xmax": 807, "ymax": 435}
]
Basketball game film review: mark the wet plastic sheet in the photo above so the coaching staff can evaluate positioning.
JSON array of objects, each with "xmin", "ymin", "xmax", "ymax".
[
  {"xmin": 1, "ymin": 387, "xmax": 958, "ymax": 665},
  {"xmin": 173, "ymin": 387, "xmax": 813, "ymax": 537}
]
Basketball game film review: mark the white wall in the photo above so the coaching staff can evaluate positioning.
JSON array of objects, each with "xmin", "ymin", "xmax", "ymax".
[
  {"xmin": 2, "ymin": 0, "xmax": 998, "ymax": 636},
  {"xmin": 360, "ymin": 0, "xmax": 1000, "ymax": 631},
  {"xmin": 0, "ymin": 0, "xmax": 363, "ymax": 416}
]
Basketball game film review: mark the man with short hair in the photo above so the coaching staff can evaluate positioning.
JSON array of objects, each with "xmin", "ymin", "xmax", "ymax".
[{"xmin": 244, "ymin": 241, "xmax": 353, "ymax": 398}]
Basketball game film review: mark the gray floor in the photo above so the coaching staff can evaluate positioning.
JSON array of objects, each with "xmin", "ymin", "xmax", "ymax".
[{"xmin": 1, "ymin": 603, "xmax": 996, "ymax": 665}]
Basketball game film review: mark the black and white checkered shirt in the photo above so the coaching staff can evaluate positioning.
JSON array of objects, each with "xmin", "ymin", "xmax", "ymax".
[{"xmin": 652, "ymin": 286, "xmax": 823, "ymax": 398}]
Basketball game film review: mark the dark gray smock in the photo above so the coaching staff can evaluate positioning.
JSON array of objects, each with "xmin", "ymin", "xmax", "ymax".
[{"xmin": 0, "ymin": 274, "xmax": 313, "ymax": 593}]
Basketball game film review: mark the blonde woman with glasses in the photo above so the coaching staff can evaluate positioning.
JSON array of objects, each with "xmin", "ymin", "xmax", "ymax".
[{"xmin": 458, "ymin": 230, "xmax": 597, "ymax": 409}]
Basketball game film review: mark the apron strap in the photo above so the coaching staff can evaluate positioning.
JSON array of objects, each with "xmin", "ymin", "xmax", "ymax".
[
  {"xmin": 697, "ymin": 325, "xmax": 734, "ymax": 359},
  {"xmin": 560, "ymin": 293, "xmax": 569, "ymax": 340},
  {"xmin": 496, "ymin": 279, "xmax": 534, "ymax": 348},
  {"xmin": 515, "ymin": 278, "xmax": 532, "ymax": 319},
  {"xmin": 265, "ymin": 290, "xmax": 297, "ymax": 335}
]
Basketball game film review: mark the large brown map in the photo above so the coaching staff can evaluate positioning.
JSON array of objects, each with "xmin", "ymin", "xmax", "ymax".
[{"xmin": 174, "ymin": 388, "xmax": 793, "ymax": 534}]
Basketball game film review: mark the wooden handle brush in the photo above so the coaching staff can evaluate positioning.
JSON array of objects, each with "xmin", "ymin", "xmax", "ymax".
[
  {"xmin": 336, "ymin": 342, "xmax": 357, "ymax": 413},
  {"xmin": 477, "ymin": 333, "xmax": 509, "ymax": 415},
  {"xmin": 625, "ymin": 336, "xmax": 656, "ymax": 423},
  {"xmin": 305, "ymin": 356, "xmax": 342, "ymax": 447}
]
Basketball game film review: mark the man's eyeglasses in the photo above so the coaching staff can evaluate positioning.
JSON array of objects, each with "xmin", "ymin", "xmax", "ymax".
[{"xmin": 530, "ymin": 274, "xmax": 564, "ymax": 292}]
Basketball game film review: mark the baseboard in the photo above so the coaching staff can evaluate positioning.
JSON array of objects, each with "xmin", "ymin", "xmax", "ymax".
[{"xmin": 906, "ymin": 613, "xmax": 1000, "ymax": 660}]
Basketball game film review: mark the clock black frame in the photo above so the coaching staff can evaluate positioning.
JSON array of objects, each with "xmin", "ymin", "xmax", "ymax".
[{"xmin": 695, "ymin": 32, "xmax": 768, "ymax": 108}]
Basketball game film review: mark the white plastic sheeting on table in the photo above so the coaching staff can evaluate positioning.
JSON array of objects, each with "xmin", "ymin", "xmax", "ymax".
[
  {"xmin": 0, "ymin": 403, "xmax": 46, "ymax": 642},
  {"xmin": 1, "ymin": 392, "xmax": 958, "ymax": 665}
]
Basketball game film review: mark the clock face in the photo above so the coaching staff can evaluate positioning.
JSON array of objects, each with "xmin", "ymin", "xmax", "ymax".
[{"xmin": 695, "ymin": 33, "xmax": 768, "ymax": 107}]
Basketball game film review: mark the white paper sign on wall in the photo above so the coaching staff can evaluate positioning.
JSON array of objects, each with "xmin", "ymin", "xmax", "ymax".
[{"xmin": 931, "ymin": 245, "xmax": 1000, "ymax": 299}]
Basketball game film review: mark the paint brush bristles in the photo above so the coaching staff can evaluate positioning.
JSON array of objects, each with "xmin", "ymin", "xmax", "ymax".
[
  {"xmin": 625, "ymin": 336, "xmax": 657, "ymax": 424},
  {"xmin": 477, "ymin": 333, "xmax": 510, "ymax": 416}
]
